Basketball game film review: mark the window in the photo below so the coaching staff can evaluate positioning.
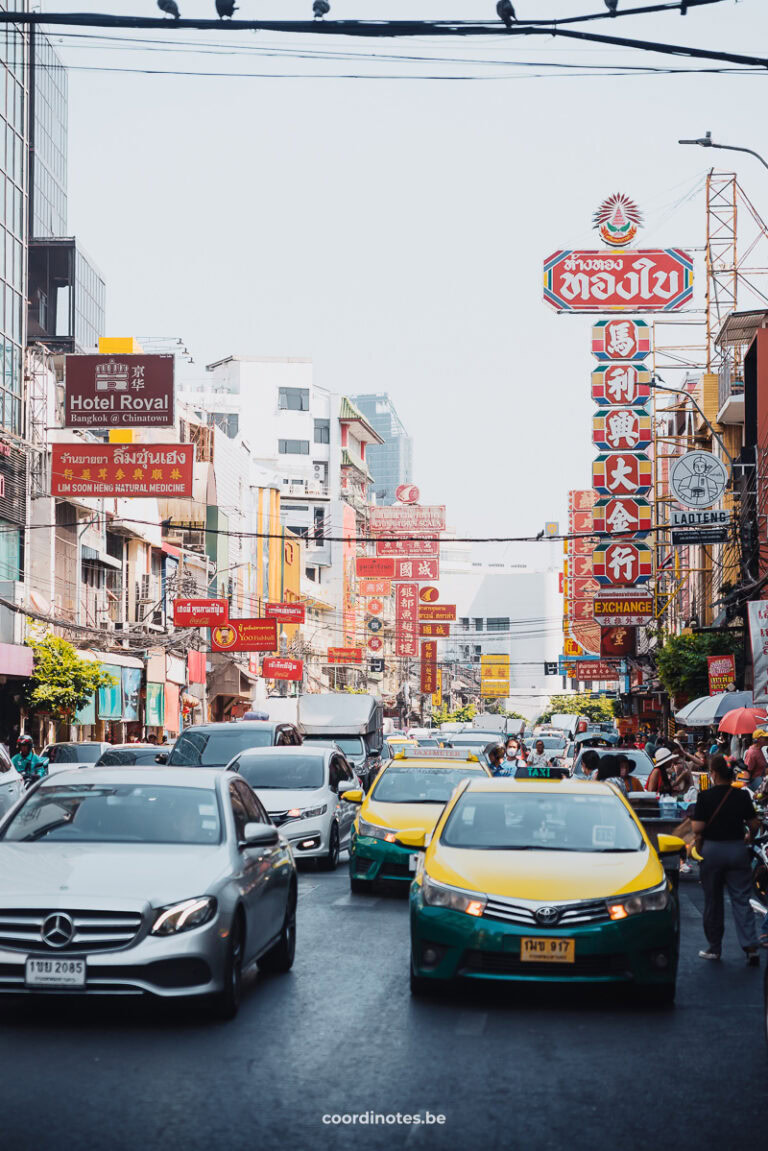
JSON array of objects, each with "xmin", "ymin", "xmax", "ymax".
[
  {"xmin": 474, "ymin": 618, "xmax": 484, "ymax": 632},
  {"xmin": 229, "ymin": 783, "xmax": 249, "ymax": 841},
  {"xmin": 313, "ymin": 506, "xmax": 325, "ymax": 545},
  {"xmin": 279, "ymin": 439, "xmax": 310, "ymax": 455},
  {"xmin": 486, "ymin": 618, "xmax": 510, "ymax": 633},
  {"xmin": 233, "ymin": 780, "xmax": 267, "ymax": 824},
  {"xmin": 314, "ymin": 418, "xmax": 330, "ymax": 444},
  {"xmin": 328, "ymin": 758, "xmax": 340, "ymax": 791},
  {"xmin": 278, "ymin": 387, "xmax": 309, "ymax": 411},
  {"xmin": 459, "ymin": 618, "xmax": 470, "ymax": 631}
]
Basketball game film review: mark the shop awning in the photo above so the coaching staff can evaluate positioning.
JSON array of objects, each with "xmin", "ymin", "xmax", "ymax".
[
  {"xmin": 675, "ymin": 690, "xmax": 753, "ymax": 727},
  {"xmin": 77, "ymin": 648, "xmax": 144, "ymax": 670}
]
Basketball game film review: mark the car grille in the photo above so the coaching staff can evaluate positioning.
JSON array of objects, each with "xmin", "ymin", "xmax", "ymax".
[
  {"xmin": 0, "ymin": 909, "xmax": 143, "ymax": 953},
  {"xmin": 460, "ymin": 950, "xmax": 629, "ymax": 978},
  {"xmin": 483, "ymin": 895, "xmax": 610, "ymax": 927},
  {"xmin": 380, "ymin": 861, "xmax": 413, "ymax": 880}
]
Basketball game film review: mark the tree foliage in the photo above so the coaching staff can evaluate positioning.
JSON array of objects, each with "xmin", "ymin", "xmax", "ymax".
[
  {"xmin": 537, "ymin": 694, "xmax": 618, "ymax": 725},
  {"xmin": 654, "ymin": 629, "xmax": 742, "ymax": 701},
  {"xmin": 25, "ymin": 636, "xmax": 118, "ymax": 721},
  {"xmin": 431, "ymin": 701, "xmax": 477, "ymax": 725}
]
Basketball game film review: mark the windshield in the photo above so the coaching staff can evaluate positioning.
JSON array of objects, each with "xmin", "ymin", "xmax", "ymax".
[
  {"xmin": 372, "ymin": 765, "xmax": 486, "ymax": 804},
  {"xmin": 304, "ymin": 735, "xmax": 364, "ymax": 758},
  {"xmin": 1, "ymin": 784, "xmax": 222, "ymax": 845},
  {"xmin": 97, "ymin": 749, "xmax": 162, "ymax": 767},
  {"xmin": 237, "ymin": 755, "xmax": 325, "ymax": 790},
  {"xmin": 168, "ymin": 727, "xmax": 273, "ymax": 766},
  {"xmin": 528, "ymin": 738, "xmax": 567, "ymax": 752},
  {"xmin": 441, "ymin": 792, "xmax": 644, "ymax": 852},
  {"xmin": 47, "ymin": 744, "xmax": 102, "ymax": 764}
]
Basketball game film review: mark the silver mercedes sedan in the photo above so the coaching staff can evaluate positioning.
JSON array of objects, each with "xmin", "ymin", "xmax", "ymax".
[{"xmin": 0, "ymin": 767, "xmax": 297, "ymax": 1019}]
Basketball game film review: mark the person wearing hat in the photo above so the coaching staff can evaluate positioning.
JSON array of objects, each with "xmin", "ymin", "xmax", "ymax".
[
  {"xmin": 646, "ymin": 746, "xmax": 677, "ymax": 794},
  {"xmin": 11, "ymin": 735, "xmax": 47, "ymax": 781},
  {"xmin": 743, "ymin": 729, "xmax": 768, "ymax": 786}
]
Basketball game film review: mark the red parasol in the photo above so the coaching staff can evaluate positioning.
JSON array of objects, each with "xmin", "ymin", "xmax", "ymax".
[{"xmin": 718, "ymin": 707, "xmax": 768, "ymax": 735}]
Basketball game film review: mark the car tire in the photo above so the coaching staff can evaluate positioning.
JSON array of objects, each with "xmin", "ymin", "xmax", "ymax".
[
  {"xmin": 319, "ymin": 823, "xmax": 340, "ymax": 872},
  {"xmin": 258, "ymin": 888, "xmax": 297, "ymax": 975},
  {"xmin": 210, "ymin": 912, "xmax": 244, "ymax": 1021},
  {"xmin": 350, "ymin": 876, "xmax": 373, "ymax": 895}
]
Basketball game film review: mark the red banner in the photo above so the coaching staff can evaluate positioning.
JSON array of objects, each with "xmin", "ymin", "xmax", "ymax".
[
  {"xmin": 261, "ymin": 657, "xmax": 303, "ymax": 681},
  {"xmin": 376, "ymin": 537, "xmax": 440, "ymax": 558},
  {"xmin": 543, "ymin": 249, "xmax": 693, "ymax": 312},
  {"xmin": 356, "ymin": 557, "xmax": 395, "ymax": 579},
  {"xmin": 421, "ymin": 641, "xmax": 438, "ymax": 694},
  {"xmin": 211, "ymin": 619, "xmax": 278, "ymax": 653},
  {"xmin": 707, "ymin": 654, "xmax": 736, "ymax": 695},
  {"xmin": 369, "ymin": 506, "xmax": 446, "ymax": 534},
  {"xmin": 394, "ymin": 558, "xmax": 439, "ymax": 582},
  {"xmin": 173, "ymin": 598, "xmax": 228, "ymax": 628},
  {"xmin": 328, "ymin": 647, "xmax": 363, "ymax": 665},
  {"xmin": 419, "ymin": 622, "xmax": 450, "ymax": 637},
  {"xmin": 51, "ymin": 443, "xmax": 193, "ymax": 498},
  {"xmin": 359, "ymin": 579, "xmax": 391, "ymax": 596},
  {"xmin": 600, "ymin": 626, "xmax": 636, "ymax": 658},
  {"xmin": 418, "ymin": 604, "xmax": 456, "ymax": 622},
  {"xmin": 395, "ymin": 582, "xmax": 419, "ymax": 657},
  {"xmin": 265, "ymin": 602, "xmax": 306, "ymax": 623}
]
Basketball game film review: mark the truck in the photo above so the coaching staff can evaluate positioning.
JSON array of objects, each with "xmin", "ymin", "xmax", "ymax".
[{"xmin": 297, "ymin": 693, "xmax": 384, "ymax": 789}]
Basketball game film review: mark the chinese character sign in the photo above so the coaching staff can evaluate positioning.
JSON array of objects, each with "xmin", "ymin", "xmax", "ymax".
[
  {"xmin": 65, "ymin": 354, "xmax": 175, "ymax": 428},
  {"xmin": 52, "ymin": 444, "xmax": 193, "ymax": 498},
  {"xmin": 396, "ymin": 582, "xmax": 419, "ymax": 657}
]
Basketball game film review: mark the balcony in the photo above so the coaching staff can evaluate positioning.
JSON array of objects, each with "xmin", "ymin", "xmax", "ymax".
[{"xmin": 717, "ymin": 350, "xmax": 745, "ymax": 425}]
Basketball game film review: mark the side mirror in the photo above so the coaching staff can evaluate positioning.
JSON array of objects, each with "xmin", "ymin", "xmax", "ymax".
[
  {"xmin": 155, "ymin": 753, "xmax": 168, "ymax": 764},
  {"xmin": 338, "ymin": 782, "xmax": 358, "ymax": 796},
  {"xmin": 657, "ymin": 834, "xmax": 686, "ymax": 855},
  {"xmin": 241, "ymin": 822, "xmax": 279, "ymax": 848},
  {"xmin": 340, "ymin": 788, "xmax": 363, "ymax": 804},
  {"xmin": 396, "ymin": 828, "xmax": 426, "ymax": 849}
]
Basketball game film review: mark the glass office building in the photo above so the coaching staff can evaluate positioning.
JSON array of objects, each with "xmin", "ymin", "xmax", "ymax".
[
  {"xmin": 350, "ymin": 393, "xmax": 413, "ymax": 507},
  {"xmin": 30, "ymin": 27, "xmax": 68, "ymax": 238},
  {"xmin": 0, "ymin": 11, "xmax": 28, "ymax": 437}
]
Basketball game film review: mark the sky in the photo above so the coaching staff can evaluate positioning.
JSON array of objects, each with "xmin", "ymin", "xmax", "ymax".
[{"xmin": 39, "ymin": 0, "xmax": 768, "ymax": 546}]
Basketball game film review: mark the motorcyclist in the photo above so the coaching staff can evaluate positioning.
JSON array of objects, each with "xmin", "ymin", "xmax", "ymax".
[{"xmin": 12, "ymin": 735, "xmax": 48, "ymax": 782}]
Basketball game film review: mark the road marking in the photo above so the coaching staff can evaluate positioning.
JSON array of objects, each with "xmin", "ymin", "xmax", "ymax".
[
  {"xmin": 455, "ymin": 1011, "xmax": 487, "ymax": 1036},
  {"xmin": 332, "ymin": 894, "xmax": 380, "ymax": 908},
  {"xmin": 297, "ymin": 884, "xmax": 319, "ymax": 899}
]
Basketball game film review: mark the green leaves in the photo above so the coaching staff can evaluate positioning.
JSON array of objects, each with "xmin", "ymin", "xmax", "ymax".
[
  {"xmin": 538, "ymin": 694, "xmax": 618, "ymax": 724},
  {"xmin": 24, "ymin": 636, "xmax": 119, "ymax": 722},
  {"xmin": 655, "ymin": 630, "xmax": 742, "ymax": 700}
]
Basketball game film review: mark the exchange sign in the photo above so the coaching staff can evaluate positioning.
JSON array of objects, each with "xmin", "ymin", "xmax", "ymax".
[
  {"xmin": 592, "ymin": 542, "xmax": 653, "ymax": 586},
  {"xmin": 591, "ymin": 319, "xmax": 651, "ymax": 361},
  {"xmin": 591, "ymin": 364, "xmax": 652, "ymax": 407},
  {"xmin": 173, "ymin": 598, "xmax": 228, "ymax": 628},
  {"xmin": 51, "ymin": 443, "xmax": 193, "ymax": 499},
  {"xmin": 593, "ymin": 592, "xmax": 654, "ymax": 626},
  {"xmin": 65, "ymin": 354, "xmax": 175, "ymax": 429},
  {"xmin": 592, "ymin": 452, "xmax": 652, "ymax": 497},
  {"xmin": 592, "ymin": 496, "xmax": 652, "ymax": 537},
  {"xmin": 543, "ymin": 249, "xmax": 694, "ymax": 313},
  {"xmin": 592, "ymin": 408, "xmax": 651, "ymax": 452},
  {"xmin": 211, "ymin": 618, "xmax": 278, "ymax": 653}
]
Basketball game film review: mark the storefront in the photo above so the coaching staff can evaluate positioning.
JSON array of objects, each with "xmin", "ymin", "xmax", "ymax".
[
  {"xmin": 207, "ymin": 655, "xmax": 257, "ymax": 722},
  {"xmin": 72, "ymin": 650, "xmax": 145, "ymax": 742}
]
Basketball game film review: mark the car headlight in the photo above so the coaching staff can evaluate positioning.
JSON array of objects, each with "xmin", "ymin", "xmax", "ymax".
[
  {"xmin": 285, "ymin": 804, "xmax": 327, "ymax": 821},
  {"xmin": 422, "ymin": 874, "xmax": 486, "ymax": 917},
  {"xmin": 357, "ymin": 816, "xmax": 398, "ymax": 843},
  {"xmin": 606, "ymin": 881, "xmax": 670, "ymax": 921},
  {"xmin": 151, "ymin": 896, "xmax": 217, "ymax": 936}
]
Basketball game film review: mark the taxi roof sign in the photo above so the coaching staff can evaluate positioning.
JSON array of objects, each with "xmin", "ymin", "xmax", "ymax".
[{"xmin": 395, "ymin": 747, "xmax": 479, "ymax": 762}]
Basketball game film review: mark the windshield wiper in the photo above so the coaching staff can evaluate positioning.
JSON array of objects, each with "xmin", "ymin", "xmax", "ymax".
[{"xmin": 592, "ymin": 847, "xmax": 639, "ymax": 853}]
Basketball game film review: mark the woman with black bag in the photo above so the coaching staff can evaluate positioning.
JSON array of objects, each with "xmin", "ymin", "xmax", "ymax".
[{"xmin": 691, "ymin": 755, "xmax": 761, "ymax": 965}]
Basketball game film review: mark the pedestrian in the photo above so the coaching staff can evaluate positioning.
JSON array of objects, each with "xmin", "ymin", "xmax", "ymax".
[
  {"xmin": 595, "ymin": 754, "xmax": 627, "ymax": 795},
  {"xmin": 616, "ymin": 754, "xmax": 644, "ymax": 794},
  {"xmin": 146, "ymin": 733, "xmax": 158, "ymax": 745},
  {"xmin": 692, "ymin": 755, "xmax": 761, "ymax": 964},
  {"xmin": 644, "ymin": 728, "xmax": 660, "ymax": 760},
  {"xmin": 11, "ymin": 735, "xmax": 48, "ymax": 781},
  {"xmin": 580, "ymin": 749, "xmax": 600, "ymax": 780},
  {"xmin": 646, "ymin": 747, "xmax": 677, "ymax": 794},
  {"xmin": 486, "ymin": 744, "xmax": 508, "ymax": 776},
  {"xmin": 742, "ymin": 728, "xmax": 768, "ymax": 786},
  {"xmin": 710, "ymin": 731, "xmax": 728, "ymax": 757},
  {"xmin": 505, "ymin": 737, "xmax": 520, "ymax": 764}
]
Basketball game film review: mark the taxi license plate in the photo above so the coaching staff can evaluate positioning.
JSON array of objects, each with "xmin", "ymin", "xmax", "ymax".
[
  {"xmin": 520, "ymin": 937, "xmax": 575, "ymax": 964},
  {"xmin": 25, "ymin": 957, "xmax": 86, "ymax": 988},
  {"xmin": 408, "ymin": 853, "xmax": 420, "ymax": 872}
]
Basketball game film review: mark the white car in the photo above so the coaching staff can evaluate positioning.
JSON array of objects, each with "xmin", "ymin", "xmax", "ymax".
[
  {"xmin": 227, "ymin": 745, "xmax": 360, "ymax": 870},
  {"xmin": 0, "ymin": 746, "xmax": 23, "ymax": 818}
]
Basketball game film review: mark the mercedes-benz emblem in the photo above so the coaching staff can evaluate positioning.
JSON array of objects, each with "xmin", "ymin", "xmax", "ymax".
[
  {"xmin": 534, "ymin": 906, "xmax": 561, "ymax": 926},
  {"xmin": 41, "ymin": 912, "xmax": 75, "ymax": 949}
]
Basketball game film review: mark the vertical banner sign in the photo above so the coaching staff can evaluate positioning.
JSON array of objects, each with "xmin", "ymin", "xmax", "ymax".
[
  {"xmin": 342, "ymin": 504, "xmax": 357, "ymax": 645},
  {"xmin": 480, "ymin": 654, "xmax": 510, "ymax": 698},
  {"xmin": 396, "ymin": 582, "xmax": 419, "ymax": 657},
  {"xmin": 748, "ymin": 601, "xmax": 768, "ymax": 706},
  {"xmin": 421, "ymin": 640, "xmax": 438, "ymax": 695},
  {"xmin": 431, "ymin": 669, "xmax": 443, "ymax": 709},
  {"xmin": 707, "ymin": 654, "xmax": 736, "ymax": 696}
]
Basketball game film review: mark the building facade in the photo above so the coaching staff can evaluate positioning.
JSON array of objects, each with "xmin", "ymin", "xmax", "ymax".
[{"xmin": 351, "ymin": 392, "xmax": 413, "ymax": 507}]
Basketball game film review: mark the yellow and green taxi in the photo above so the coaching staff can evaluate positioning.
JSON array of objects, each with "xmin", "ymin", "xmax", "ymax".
[
  {"xmin": 409, "ymin": 776, "xmax": 683, "ymax": 1001},
  {"xmin": 346, "ymin": 749, "xmax": 491, "ymax": 893}
]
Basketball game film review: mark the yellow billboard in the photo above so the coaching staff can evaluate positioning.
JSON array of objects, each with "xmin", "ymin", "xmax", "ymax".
[{"xmin": 481, "ymin": 654, "xmax": 509, "ymax": 698}]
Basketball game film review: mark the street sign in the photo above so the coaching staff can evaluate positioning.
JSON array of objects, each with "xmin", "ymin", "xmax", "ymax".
[
  {"xmin": 600, "ymin": 626, "xmax": 636, "ymax": 658},
  {"xmin": 64, "ymin": 353, "xmax": 175, "ymax": 429},
  {"xmin": 544, "ymin": 661, "xmax": 558, "ymax": 676},
  {"xmin": 261, "ymin": 657, "xmax": 303, "ymax": 681},
  {"xmin": 359, "ymin": 578, "xmax": 391, "ymax": 597},
  {"xmin": 592, "ymin": 408, "xmax": 651, "ymax": 452},
  {"xmin": 394, "ymin": 558, "xmax": 439, "ymax": 581},
  {"xmin": 395, "ymin": 484, "xmax": 420, "ymax": 504},
  {"xmin": 369, "ymin": 658, "xmax": 385, "ymax": 673},
  {"xmin": 592, "ymin": 452, "xmax": 652, "ymax": 497},
  {"xmin": 670, "ymin": 507, "xmax": 729, "ymax": 529},
  {"xmin": 173, "ymin": 598, "xmax": 228, "ymax": 628},
  {"xmin": 356, "ymin": 557, "xmax": 395, "ymax": 579},
  {"xmin": 591, "ymin": 364, "xmax": 652, "ymax": 407},
  {"xmin": 367, "ymin": 637, "xmax": 383, "ymax": 652},
  {"xmin": 671, "ymin": 527, "xmax": 729, "ymax": 546},
  {"xmin": 369, "ymin": 505, "xmax": 446, "ymax": 534},
  {"xmin": 543, "ymin": 249, "xmax": 694, "ymax": 312},
  {"xmin": 327, "ymin": 648, "xmax": 363, "ymax": 664},
  {"xmin": 51, "ymin": 443, "xmax": 193, "ymax": 498},
  {"xmin": 211, "ymin": 618, "xmax": 278, "ymax": 653},
  {"xmin": 264, "ymin": 602, "xmax": 305, "ymax": 623},
  {"xmin": 593, "ymin": 592, "xmax": 654, "ymax": 626},
  {"xmin": 668, "ymin": 451, "xmax": 729, "ymax": 510},
  {"xmin": 592, "ymin": 496, "xmax": 652, "ymax": 537},
  {"xmin": 367, "ymin": 617, "xmax": 383, "ymax": 632},
  {"xmin": 418, "ymin": 604, "xmax": 456, "ymax": 622},
  {"xmin": 591, "ymin": 318, "xmax": 651, "ymax": 361},
  {"xmin": 419, "ymin": 586, "xmax": 439, "ymax": 603},
  {"xmin": 419, "ymin": 622, "xmax": 450, "ymax": 637},
  {"xmin": 592, "ymin": 541, "xmax": 653, "ymax": 586}
]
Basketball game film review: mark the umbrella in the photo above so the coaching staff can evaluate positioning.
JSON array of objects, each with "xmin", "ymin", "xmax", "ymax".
[
  {"xmin": 674, "ymin": 690, "xmax": 754, "ymax": 727},
  {"xmin": 718, "ymin": 706, "xmax": 768, "ymax": 735}
]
